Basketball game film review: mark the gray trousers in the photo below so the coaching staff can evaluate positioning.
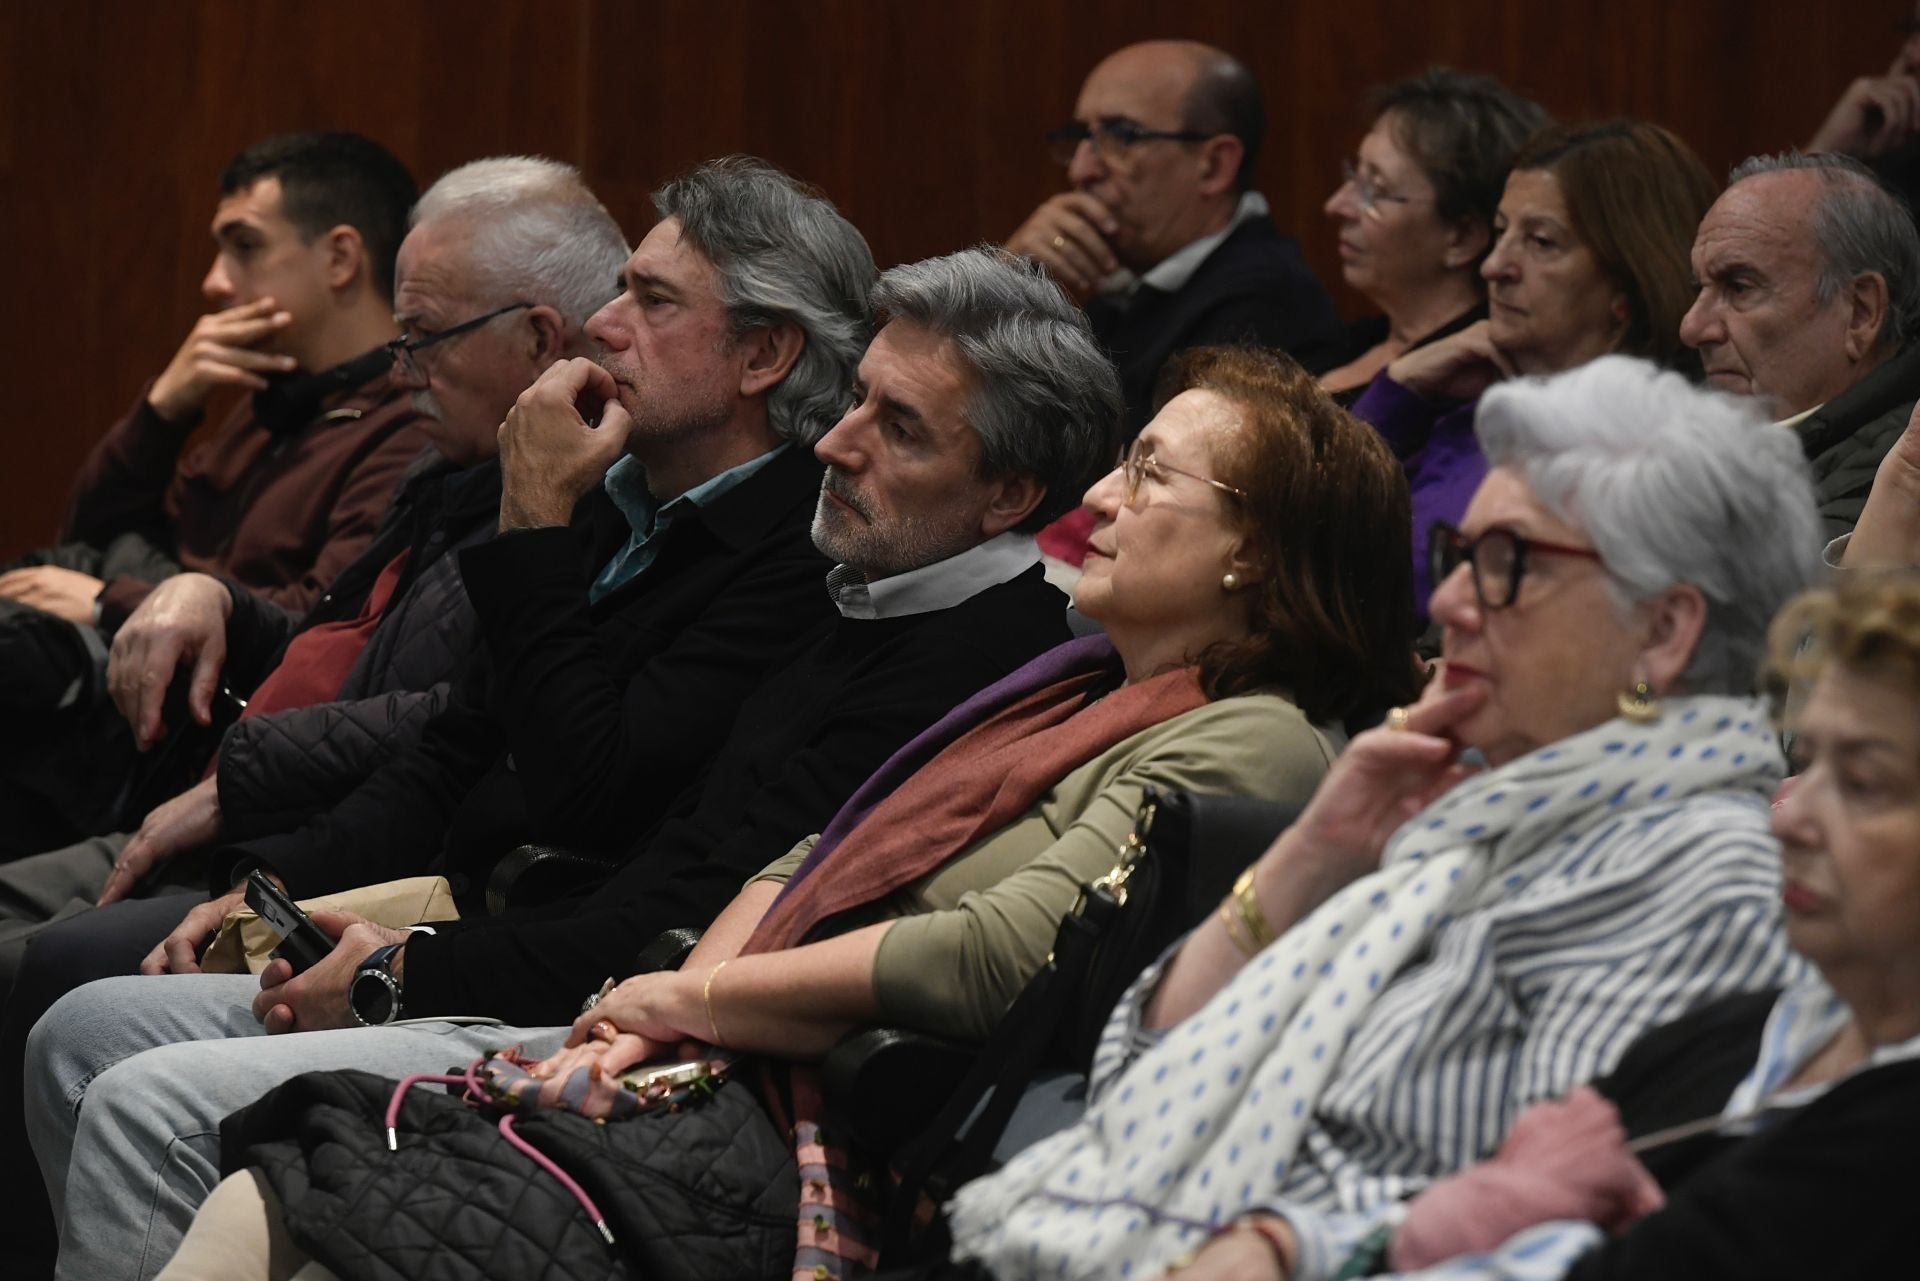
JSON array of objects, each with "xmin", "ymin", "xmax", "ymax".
[{"xmin": 0, "ymin": 834, "xmax": 128, "ymax": 994}]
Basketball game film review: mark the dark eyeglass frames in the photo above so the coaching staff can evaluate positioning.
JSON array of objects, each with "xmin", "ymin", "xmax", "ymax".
[
  {"xmin": 1118, "ymin": 437, "xmax": 1247, "ymax": 505},
  {"xmin": 385, "ymin": 301, "xmax": 532, "ymax": 381},
  {"xmin": 1428, "ymin": 520, "xmax": 1604, "ymax": 611},
  {"xmin": 1045, "ymin": 118, "xmax": 1214, "ymax": 167}
]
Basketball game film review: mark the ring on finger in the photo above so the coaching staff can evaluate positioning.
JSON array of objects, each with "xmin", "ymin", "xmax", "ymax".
[
  {"xmin": 1385, "ymin": 706, "xmax": 1411, "ymax": 732},
  {"xmin": 1051, "ymin": 234, "xmax": 1066, "ymax": 250}
]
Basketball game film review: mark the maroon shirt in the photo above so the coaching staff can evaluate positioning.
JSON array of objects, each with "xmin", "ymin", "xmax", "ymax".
[{"xmin": 64, "ymin": 367, "xmax": 429, "ymax": 629}]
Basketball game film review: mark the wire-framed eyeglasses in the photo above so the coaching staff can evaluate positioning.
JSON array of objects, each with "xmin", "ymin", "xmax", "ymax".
[
  {"xmin": 1339, "ymin": 159, "xmax": 1432, "ymax": 220},
  {"xmin": 1119, "ymin": 437, "xmax": 1247, "ymax": 505},
  {"xmin": 386, "ymin": 301, "xmax": 532, "ymax": 380}
]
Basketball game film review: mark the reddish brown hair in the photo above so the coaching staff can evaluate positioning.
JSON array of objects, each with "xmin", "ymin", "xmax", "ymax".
[{"xmin": 1158, "ymin": 346, "xmax": 1424, "ymax": 721}]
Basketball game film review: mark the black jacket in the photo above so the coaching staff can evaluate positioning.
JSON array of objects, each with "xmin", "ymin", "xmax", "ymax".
[
  {"xmin": 402, "ymin": 564, "xmax": 1070, "ymax": 1026},
  {"xmin": 203, "ymin": 454, "xmax": 504, "ymax": 834},
  {"xmin": 1569, "ymin": 988, "xmax": 1914, "ymax": 1279},
  {"xmin": 211, "ymin": 445, "xmax": 835, "ymax": 898},
  {"xmin": 1085, "ymin": 215, "xmax": 1341, "ymax": 434},
  {"xmin": 1797, "ymin": 342, "xmax": 1920, "ymax": 544}
]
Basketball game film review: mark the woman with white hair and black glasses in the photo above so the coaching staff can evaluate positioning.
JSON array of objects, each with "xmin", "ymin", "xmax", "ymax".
[{"xmin": 944, "ymin": 354, "xmax": 1824, "ymax": 1281}]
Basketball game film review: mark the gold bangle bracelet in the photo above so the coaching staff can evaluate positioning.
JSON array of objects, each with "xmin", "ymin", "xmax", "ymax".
[
  {"xmin": 702, "ymin": 959, "xmax": 729, "ymax": 1045},
  {"xmin": 1230, "ymin": 866, "xmax": 1275, "ymax": 951},
  {"xmin": 1217, "ymin": 897, "xmax": 1256, "ymax": 958}
]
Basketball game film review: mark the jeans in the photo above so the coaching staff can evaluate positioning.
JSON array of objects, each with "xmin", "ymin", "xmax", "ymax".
[{"xmin": 25, "ymin": 972, "xmax": 564, "ymax": 1281}]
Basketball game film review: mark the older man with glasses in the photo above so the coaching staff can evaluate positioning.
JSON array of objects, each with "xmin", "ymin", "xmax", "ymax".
[{"xmin": 1006, "ymin": 39, "xmax": 1340, "ymax": 441}]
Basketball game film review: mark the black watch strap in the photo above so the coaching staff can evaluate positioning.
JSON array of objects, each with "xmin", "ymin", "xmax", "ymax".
[{"xmin": 350, "ymin": 942, "xmax": 406, "ymax": 1026}]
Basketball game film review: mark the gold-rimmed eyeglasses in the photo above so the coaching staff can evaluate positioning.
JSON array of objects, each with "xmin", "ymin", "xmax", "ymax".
[{"xmin": 1118, "ymin": 437, "xmax": 1247, "ymax": 505}]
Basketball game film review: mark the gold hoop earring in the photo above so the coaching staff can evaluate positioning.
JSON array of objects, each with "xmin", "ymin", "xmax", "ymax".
[
  {"xmin": 1221, "ymin": 572, "xmax": 1239, "ymax": 591},
  {"xmin": 1618, "ymin": 680, "xmax": 1660, "ymax": 724}
]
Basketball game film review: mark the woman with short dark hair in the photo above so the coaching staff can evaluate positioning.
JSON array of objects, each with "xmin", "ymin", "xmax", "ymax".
[{"xmin": 1318, "ymin": 70, "xmax": 1548, "ymax": 399}]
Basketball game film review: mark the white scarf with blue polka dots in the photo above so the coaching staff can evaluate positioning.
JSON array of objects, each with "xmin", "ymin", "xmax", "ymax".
[{"xmin": 948, "ymin": 695, "xmax": 1782, "ymax": 1281}]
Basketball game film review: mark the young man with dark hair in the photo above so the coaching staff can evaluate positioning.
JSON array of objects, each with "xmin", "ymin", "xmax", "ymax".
[{"xmin": 0, "ymin": 131, "xmax": 429, "ymax": 857}]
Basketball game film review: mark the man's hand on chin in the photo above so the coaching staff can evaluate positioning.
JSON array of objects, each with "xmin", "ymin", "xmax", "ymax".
[
  {"xmin": 252, "ymin": 910, "xmax": 409, "ymax": 1034},
  {"xmin": 496, "ymin": 358, "xmax": 635, "ymax": 531}
]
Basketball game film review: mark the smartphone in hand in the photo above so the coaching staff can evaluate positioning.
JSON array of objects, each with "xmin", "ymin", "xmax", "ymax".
[{"xmin": 243, "ymin": 870, "xmax": 333, "ymax": 974}]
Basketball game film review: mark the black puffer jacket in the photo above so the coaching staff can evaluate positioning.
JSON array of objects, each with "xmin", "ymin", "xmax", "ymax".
[
  {"xmin": 225, "ymin": 1067, "xmax": 798, "ymax": 1281},
  {"xmin": 215, "ymin": 455, "xmax": 504, "ymax": 838}
]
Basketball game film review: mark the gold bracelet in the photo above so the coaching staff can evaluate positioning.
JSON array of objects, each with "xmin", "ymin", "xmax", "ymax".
[
  {"xmin": 1217, "ymin": 896, "xmax": 1257, "ymax": 957},
  {"xmin": 1230, "ymin": 866, "xmax": 1275, "ymax": 951},
  {"xmin": 702, "ymin": 959, "xmax": 729, "ymax": 1045}
]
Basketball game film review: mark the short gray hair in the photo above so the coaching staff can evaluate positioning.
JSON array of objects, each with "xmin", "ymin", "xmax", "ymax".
[
  {"xmin": 1475, "ymin": 354, "xmax": 1821, "ymax": 694},
  {"xmin": 652, "ymin": 156, "xmax": 877, "ymax": 444},
  {"xmin": 870, "ymin": 247, "xmax": 1123, "ymax": 530},
  {"xmin": 411, "ymin": 156, "xmax": 629, "ymax": 328},
  {"xmin": 1729, "ymin": 150, "xmax": 1920, "ymax": 353}
]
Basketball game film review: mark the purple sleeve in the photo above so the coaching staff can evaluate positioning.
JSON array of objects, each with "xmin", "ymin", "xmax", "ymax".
[{"xmin": 1349, "ymin": 372, "xmax": 1486, "ymax": 619}]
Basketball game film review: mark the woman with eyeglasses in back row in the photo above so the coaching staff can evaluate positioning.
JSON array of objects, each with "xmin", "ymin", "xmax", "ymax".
[
  {"xmin": 1316, "ymin": 70, "xmax": 1549, "ymax": 402},
  {"xmin": 1331, "ymin": 114, "xmax": 1717, "ymax": 624},
  {"xmin": 945, "ymin": 355, "xmax": 1822, "ymax": 1281}
]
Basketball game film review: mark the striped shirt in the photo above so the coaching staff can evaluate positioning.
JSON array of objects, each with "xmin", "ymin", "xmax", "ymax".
[{"xmin": 1092, "ymin": 790, "xmax": 1803, "ymax": 1218}]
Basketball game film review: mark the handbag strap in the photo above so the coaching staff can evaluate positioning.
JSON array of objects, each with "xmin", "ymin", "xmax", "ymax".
[{"xmin": 880, "ymin": 793, "xmax": 1161, "ymax": 1260}]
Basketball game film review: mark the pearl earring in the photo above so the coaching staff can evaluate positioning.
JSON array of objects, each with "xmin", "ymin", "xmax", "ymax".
[{"xmin": 1222, "ymin": 572, "xmax": 1239, "ymax": 591}]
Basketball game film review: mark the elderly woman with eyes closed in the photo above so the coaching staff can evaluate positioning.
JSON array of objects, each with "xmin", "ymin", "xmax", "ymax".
[
  {"xmin": 944, "ymin": 355, "xmax": 1822, "ymax": 1281},
  {"xmin": 1167, "ymin": 572, "xmax": 1920, "ymax": 1281},
  {"xmin": 1345, "ymin": 120, "xmax": 1716, "ymax": 621},
  {"xmin": 1316, "ymin": 70, "xmax": 1548, "ymax": 401}
]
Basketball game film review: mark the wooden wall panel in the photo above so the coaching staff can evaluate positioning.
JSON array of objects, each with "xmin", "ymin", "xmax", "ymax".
[{"xmin": 0, "ymin": 0, "xmax": 1905, "ymax": 557}]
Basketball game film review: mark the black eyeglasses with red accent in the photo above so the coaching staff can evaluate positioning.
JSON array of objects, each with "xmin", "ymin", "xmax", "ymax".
[{"xmin": 1428, "ymin": 520, "xmax": 1605, "ymax": 611}]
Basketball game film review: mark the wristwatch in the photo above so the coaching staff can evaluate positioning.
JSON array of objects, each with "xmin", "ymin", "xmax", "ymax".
[{"xmin": 349, "ymin": 943, "xmax": 406, "ymax": 1026}]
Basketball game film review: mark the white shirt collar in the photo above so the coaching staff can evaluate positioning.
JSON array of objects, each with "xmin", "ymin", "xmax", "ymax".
[
  {"xmin": 826, "ymin": 530, "xmax": 1041, "ymax": 620},
  {"xmin": 1099, "ymin": 191, "xmax": 1269, "ymax": 300},
  {"xmin": 1776, "ymin": 403, "xmax": 1822, "ymax": 432}
]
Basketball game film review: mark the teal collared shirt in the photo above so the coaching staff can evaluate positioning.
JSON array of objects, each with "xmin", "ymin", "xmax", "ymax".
[{"xmin": 588, "ymin": 444, "xmax": 790, "ymax": 604}]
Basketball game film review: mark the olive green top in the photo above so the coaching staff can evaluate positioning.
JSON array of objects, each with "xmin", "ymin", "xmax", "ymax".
[{"xmin": 752, "ymin": 692, "xmax": 1341, "ymax": 1041}]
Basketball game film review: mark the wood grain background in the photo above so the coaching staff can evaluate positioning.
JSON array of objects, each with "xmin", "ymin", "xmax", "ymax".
[{"xmin": 0, "ymin": 0, "xmax": 1902, "ymax": 556}]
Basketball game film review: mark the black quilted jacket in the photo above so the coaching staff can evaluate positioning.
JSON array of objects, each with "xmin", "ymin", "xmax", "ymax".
[
  {"xmin": 215, "ymin": 456, "xmax": 503, "ymax": 838},
  {"xmin": 224, "ymin": 1067, "xmax": 798, "ymax": 1281}
]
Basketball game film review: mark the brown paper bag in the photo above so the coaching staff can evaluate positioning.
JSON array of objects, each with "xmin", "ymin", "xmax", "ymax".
[{"xmin": 200, "ymin": 876, "xmax": 459, "ymax": 975}]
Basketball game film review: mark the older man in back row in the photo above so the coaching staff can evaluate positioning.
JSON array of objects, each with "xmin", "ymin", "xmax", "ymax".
[
  {"xmin": 1682, "ymin": 151, "xmax": 1920, "ymax": 541},
  {"xmin": 25, "ymin": 201, "xmax": 1126, "ymax": 1280},
  {"xmin": 1007, "ymin": 39, "xmax": 1339, "ymax": 436}
]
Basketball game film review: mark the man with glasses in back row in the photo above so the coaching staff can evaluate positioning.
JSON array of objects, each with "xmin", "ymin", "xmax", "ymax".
[{"xmin": 1006, "ymin": 40, "xmax": 1341, "ymax": 437}]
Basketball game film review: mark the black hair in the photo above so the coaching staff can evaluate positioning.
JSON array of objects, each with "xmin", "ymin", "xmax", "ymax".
[{"xmin": 219, "ymin": 132, "xmax": 417, "ymax": 302}]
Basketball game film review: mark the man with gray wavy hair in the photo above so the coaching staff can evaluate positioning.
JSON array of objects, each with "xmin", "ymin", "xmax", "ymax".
[{"xmin": 1681, "ymin": 150, "xmax": 1920, "ymax": 540}]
